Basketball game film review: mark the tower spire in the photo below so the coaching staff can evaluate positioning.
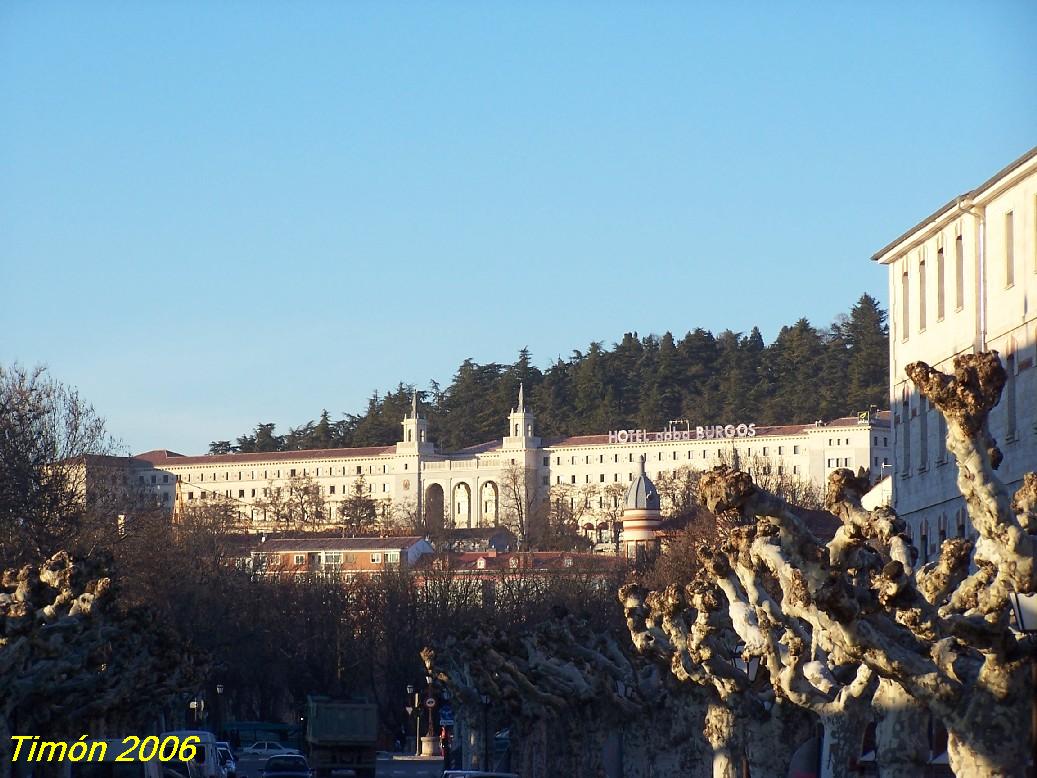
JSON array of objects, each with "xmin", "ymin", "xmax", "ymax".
[
  {"xmin": 412, "ymin": 389, "xmax": 418, "ymax": 419},
  {"xmin": 518, "ymin": 382, "xmax": 524, "ymax": 411}
]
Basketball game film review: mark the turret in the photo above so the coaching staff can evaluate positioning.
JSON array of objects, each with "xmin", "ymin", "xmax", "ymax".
[{"xmin": 620, "ymin": 455, "xmax": 662, "ymax": 562}]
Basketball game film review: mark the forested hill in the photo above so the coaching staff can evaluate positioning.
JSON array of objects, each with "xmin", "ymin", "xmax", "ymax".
[{"xmin": 211, "ymin": 294, "xmax": 889, "ymax": 455}]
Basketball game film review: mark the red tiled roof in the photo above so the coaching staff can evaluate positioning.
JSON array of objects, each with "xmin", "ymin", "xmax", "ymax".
[
  {"xmin": 134, "ymin": 445, "xmax": 396, "ymax": 466},
  {"xmin": 543, "ymin": 414, "xmax": 891, "ymax": 448},
  {"xmin": 252, "ymin": 536, "xmax": 428, "ymax": 553}
]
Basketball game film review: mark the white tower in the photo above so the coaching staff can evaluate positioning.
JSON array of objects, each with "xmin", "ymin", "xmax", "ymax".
[
  {"xmin": 503, "ymin": 383, "xmax": 539, "ymax": 449},
  {"xmin": 398, "ymin": 390, "xmax": 432, "ymax": 454}
]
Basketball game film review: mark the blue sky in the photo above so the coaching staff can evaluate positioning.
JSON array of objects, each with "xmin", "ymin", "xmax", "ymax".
[{"xmin": 2, "ymin": 1, "xmax": 1035, "ymax": 454}]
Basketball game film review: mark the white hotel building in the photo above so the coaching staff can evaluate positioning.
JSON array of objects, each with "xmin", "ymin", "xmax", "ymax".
[
  {"xmin": 872, "ymin": 145, "xmax": 1037, "ymax": 561},
  {"xmin": 123, "ymin": 388, "xmax": 890, "ymax": 536}
]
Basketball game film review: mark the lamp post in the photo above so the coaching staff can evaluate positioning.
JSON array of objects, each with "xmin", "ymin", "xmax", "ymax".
[
  {"xmin": 1008, "ymin": 592, "xmax": 1037, "ymax": 777},
  {"xmin": 480, "ymin": 693, "xmax": 490, "ymax": 770},
  {"xmin": 215, "ymin": 684, "xmax": 224, "ymax": 739},
  {"xmin": 406, "ymin": 684, "xmax": 419, "ymax": 756},
  {"xmin": 425, "ymin": 674, "xmax": 435, "ymax": 751}
]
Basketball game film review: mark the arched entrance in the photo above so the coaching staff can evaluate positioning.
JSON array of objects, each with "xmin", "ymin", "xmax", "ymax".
[
  {"xmin": 479, "ymin": 481, "xmax": 499, "ymax": 527},
  {"xmin": 453, "ymin": 482, "xmax": 472, "ymax": 528},
  {"xmin": 424, "ymin": 483, "xmax": 444, "ymax": 533}
]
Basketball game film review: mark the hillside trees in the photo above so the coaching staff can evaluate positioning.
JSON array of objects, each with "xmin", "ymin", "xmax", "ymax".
[{"xmin": 224, "ymin": 295, "xmax": 889, "ymax": 453}]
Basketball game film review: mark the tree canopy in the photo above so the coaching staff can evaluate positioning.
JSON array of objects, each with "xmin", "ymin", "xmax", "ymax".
[{"xmin": 216, "ymin": 294, "xmax": 888, "ymax": 454}]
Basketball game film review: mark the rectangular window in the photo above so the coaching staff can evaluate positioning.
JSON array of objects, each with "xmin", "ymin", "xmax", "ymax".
[
  {"xmin": 251, "ymin": 489, "xmax": 256, "ymax": 497},
  {"xmin": 599, "ymin": 473, "xmax": 605, "ymax": 482},
  {"xmin": 188, "ymin": 491, "xmax": 194, "ymax": 500},
  {"xmin": 356, "ymin": 466, "xmax": 362, "ymax": 475},
  {"xmin": 901, "ymin": 270, "xmax": 910, "ymax": 340},
  {"xmin": 1006, "ymin": 352, "xmax": 1017, "ymax": 439},
  {"xmin": 370, "ymin": 553, "xmax": 383, "ymax": 564},
  {"xmin": 919, "ymin": 396, "xmax": 928, "ymax": 471},
  {"xmin": 571, "ymin": 475, "xmax": 576, "ymax": 484},
  {"xmin": 386, "ymin": 551, "xmax": 400, "ymax": 563},
  {"xmin": 918, "ymin": 258, "xmax": 926, "ymax": 331},
  {"xmin": 238, "ymin": 489, "xmax": 245, "ymax": 498},
  {"xmin": 955, "ymin": 235, "xmax": 964, "ymax": 310},
  {"xmin": 294, "ymin": 554, "xmax": 305, "ymax": 565},
  {"xmin": 163, "ymin": 474, "xmax": 169, "ymax": 484},
  {"xmin": 290, "ymin": 469, "xmax": 296, "ymax": 477},
  {"xmin": 936, "ymin": 247, "xmax": 945, "ymax": 320},
  {"xmin": 1005, "ymin": 211, "xmax": 1015, "ymax": 287},
  {"xmin": 542, "ymin": 475, "xmax": 549, "ymax": 486},
  {"xmin": 543, "ymin": 457, "xmax": 550, "ymax": 466},
  {"xmin": 324, "ymin": 553, "xmax": 341, "ymax": 565},
  {"xmin": 793, "ymin": 445, "xmax": 800, "ymax": 455},
  {"xmin": 329, "ymin": 485, "xmax": 336, "ymax": 494},
  {"xmin": 901, "ymin": 392, "xmax": 911, "ymax": 476}
]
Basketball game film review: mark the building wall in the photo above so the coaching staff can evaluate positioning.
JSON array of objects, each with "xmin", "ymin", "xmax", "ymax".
[
  {"xmin": 125, "ymin": 411, "xmax": 890, "ymax": 536},
  {"xmin": 874, "ymin": 147, "xmax": 1037, "ymax": 561}
]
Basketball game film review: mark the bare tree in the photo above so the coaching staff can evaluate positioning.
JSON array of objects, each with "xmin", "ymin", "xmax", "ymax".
[
  {"xmin": 624, "ymin": 352, "xmax": 1036, "ymax": 778},
  {"xmin": 255, "ymin": 474, "xmax": 329, "ymax": 531},
  {"xmin": 499, "ymin": 463, "xmax": 543, "ymax": 550},
  {"xmin": 0, "ymin": 364, "xmax": 119, "ymax": 566}
]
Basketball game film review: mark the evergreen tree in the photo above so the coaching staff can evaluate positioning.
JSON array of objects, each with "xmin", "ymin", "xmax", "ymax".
[{"xmin": 843, "ymin": 293, "xmax": 890, "ymax": 412}]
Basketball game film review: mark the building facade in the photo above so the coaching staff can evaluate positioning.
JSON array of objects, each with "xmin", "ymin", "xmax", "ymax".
[
  {"xmin": 121, "ymin": 389, "xmax": 890, "ymax": 540},
  {"xmin": 872, "ymin": 145, "xmax": 1037, "ymax": 561}
]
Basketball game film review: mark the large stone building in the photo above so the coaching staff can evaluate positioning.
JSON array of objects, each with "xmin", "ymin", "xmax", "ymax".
[
  {"xmin": 872, "ymin": 145, "xmax": 1037, "ymax": 560},
  {"xmin": 121, "ymin": 388, "xmax": 890, "ymax": 542}
]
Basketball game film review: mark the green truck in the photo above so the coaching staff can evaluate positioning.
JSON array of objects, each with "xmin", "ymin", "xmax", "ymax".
[{"xmin": 304, "ymin": 696, "xmax": 378, "ymax": 778}]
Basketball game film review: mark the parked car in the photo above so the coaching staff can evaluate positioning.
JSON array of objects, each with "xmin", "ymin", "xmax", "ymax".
[
  {"xmin": 258, "ymin": 755, "xmax": 311, "ymax": 778},
  {"xmin": 161, "ymin": 731, "xmax": 226, "ymax": 778},
  {"xmin": 217, "ymin": 746, "xmax": 237, "ymax": 778},
  {"xmin": 241, "ymin": 742, "xmax": 299, "ymax": 758}
]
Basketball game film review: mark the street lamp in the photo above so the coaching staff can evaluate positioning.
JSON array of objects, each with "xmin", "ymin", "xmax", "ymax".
[
  {"xmin": 405, "ymin": 685, "xmax": 419, "ymax": 756},
  {"xmin": 1008, "ymin": 592, "xmax": 1037, "ymax": 775},
  {"xmin": 479, "ymin": 693, "xmax": 490, "ymax": 770},
  {"xmin": 215, "ymin": 684, "xmax": 224, "ymax": 739},
  {"xmin": 425, "ymin": 675, "xmax": 435, "ymax": 750}
]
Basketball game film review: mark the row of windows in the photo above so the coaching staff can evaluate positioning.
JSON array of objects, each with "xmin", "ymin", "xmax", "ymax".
[
  {"xmin": 191, "ymin": 463, "xmax": 404, "ymax": 482},
  {"xmin": 185, "ymin": 480, "xmax": 386, "ymax": 500},
  {"xmin": 915, "ymin": 510, "xmax": 969, "ymax": 564},
  {"xmin": 543, "ymin": 448, "xmax": 800, "ymax": 466},
  {"xmin": 903, "ymin": 201, "xmax": 1037, "ymax": 339},
  {"xmin": 286, "ymin": 551, "xmax": 400, "ymax": 566}
]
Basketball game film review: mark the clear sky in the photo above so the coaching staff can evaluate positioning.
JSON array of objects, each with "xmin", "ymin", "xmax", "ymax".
[{"xmin": 2, "ymin": 1, "xmax": 1035, "ymax": 455}]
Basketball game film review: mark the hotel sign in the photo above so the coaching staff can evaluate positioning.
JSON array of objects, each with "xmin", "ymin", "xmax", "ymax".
[{"xmin": 608, "ymin": 423, "xmax": 757, "ymax": 444}]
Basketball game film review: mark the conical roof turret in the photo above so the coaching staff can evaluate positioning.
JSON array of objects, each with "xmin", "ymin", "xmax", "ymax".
[{"xmin": 624, "ymin": 455, "xmax": 660, "ymax": 511}]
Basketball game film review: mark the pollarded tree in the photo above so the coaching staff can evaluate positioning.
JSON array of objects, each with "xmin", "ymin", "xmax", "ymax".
[{"xmin": 627, "ymin": 352, "xmax": 1033, "ymax": 778}]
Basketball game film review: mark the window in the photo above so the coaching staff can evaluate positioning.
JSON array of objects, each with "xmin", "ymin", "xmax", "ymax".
[
  {"xmin": 188, "ymin": 492, "xmax": 195, "ymax": 500},
  {"xmin": 542, "ymin": 475, "xmax": 549, "ymax": 485},
  {"xmin": 238, "ymin": 489, "xmax": 245, "ymax": 498},
  {"xmin": 476, "ymin": 557, "xmax": 487, "ymax": 569},
  {"xmin": 563, "ymin": 556, "xmax": 573, "ymax": 568},
  {"xmin": 585, "ymin": 456, "xmax": 590, "ymax": 464},
  {"xmin": 294, "ymin": 554, "xmax": 305, "ymax": 565},
  {"xmin": 324, "ymin": 553, "xmax": 341, "ymax": 565},
  {"xmin": 918, "ymin": 257, "xmax": 926, "ymax": 331},
  {"xmin": 1005, "ymin": 211, "xmax": 1015, "ymax": 287},
  {"xmin": 386, "ymin": 551, "xmax": 399, "ymax": 563},
  {"xmin": 370, "ymin": 553, "xmax": 383, "ymax": 564},
  {"xmin": 901, "ymin": 270, "xmax": 910, "ymax": 340},
  {"xmin": 356, "ymin": 466, "xmax": 362, "ymax": 475},
  {"xmin": 936, "ymin": 247, "xmax": 945, "ymax": 320},
  {"xmin": 599, "ymin": 455, "xmax": 604, "ymax": 463},
  {"xmin": 571, "ymin": 475, "xmax": 576, "ymax": 484},
  {"xmin": 151, "ymin": 474, "xmax": 157, "ymax": 484},
  {"xmin": 543, "ymin": 457, "xmax": 550, "ymax": 466},
  {"xmin": 138, "ymin": 475, "xmax": 145, "ymax": 484},
  {"xmin": 585, "ymin": 474, "xmax": 590, "ymax": 483},
  {"xmin": 382, "ymin": 483, "xmax": 387, "ymax": 492},
  {"xmin": 251, "ymin": 489, "xmax": 256, "ymax": 497},
  {"xmin": 955, "ymin": 235, "xmax": 964, "ymax": 310},
  {"xmin": 793, "ymin": 445, "xmax": 800, "ymax": 455},
  {"xmin": 599, "ymin": 474, "xmax": 605, "ymax": 482},
  {"xmin": 901, "ymin": 390, "xmax": 911, "ymax": 476},
  {"xmin": 1006, "ymin": 351, "xmax": 1017, "ymax": 439},
  {"xmin": 329, "ymin": 485, "xmax": 335, "ymax": 494},
  {"xmin": 936, "ymin": 413, "xmax": 947, "ymax": 464},
  {"xmin": 163, "ymin": 474, "xmax": 169, "ymax": 484},
  {"xmin": 918, "ymin": 396, "xmax": 928, "ymax": 471}
]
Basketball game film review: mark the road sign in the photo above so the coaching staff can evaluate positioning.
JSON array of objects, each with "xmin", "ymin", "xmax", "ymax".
[
  {"xmin": 439, "ymin": 705, "xmax": 454, "ymax": 725},
  {"xmin": 425, "ymin": 697, "xmax": 436, "ymax": 708}
]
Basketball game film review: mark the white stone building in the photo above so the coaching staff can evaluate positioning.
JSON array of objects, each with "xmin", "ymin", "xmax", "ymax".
[
  {"xmin": 872, "ymin": 145, "xmax": 1037, "ymax": 561},
  {"xmin": 123, "ymin": 388, "xmax": 890, "ymax": 538}
]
